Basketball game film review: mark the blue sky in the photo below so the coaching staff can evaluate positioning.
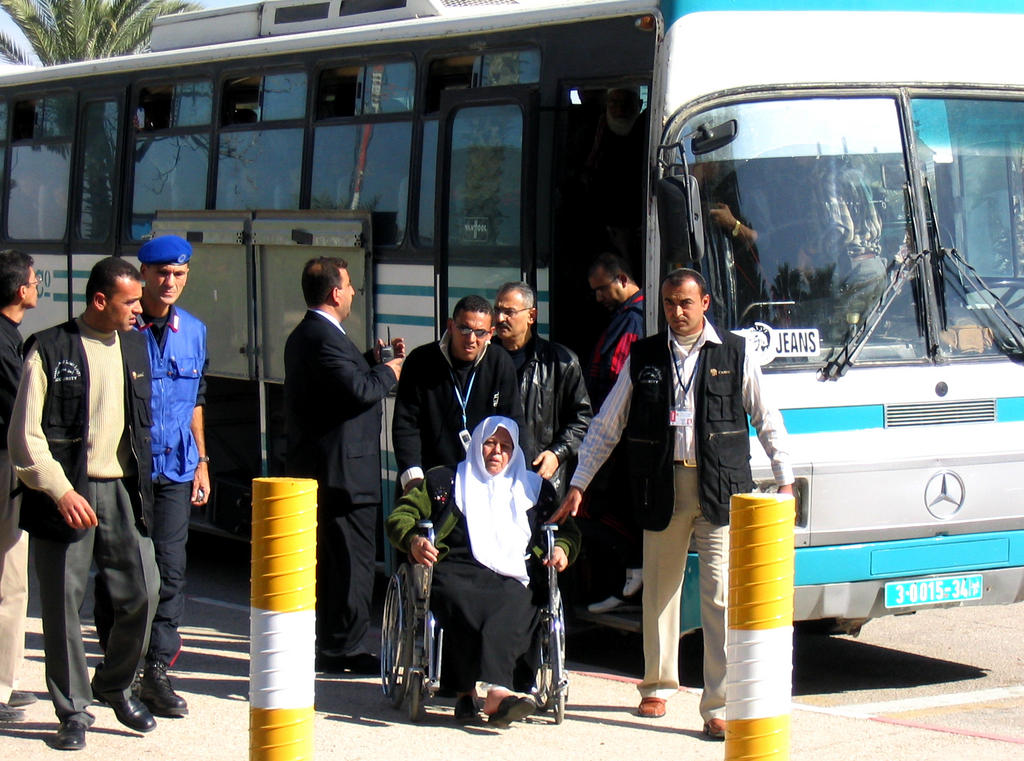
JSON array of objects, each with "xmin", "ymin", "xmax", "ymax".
[{"xmin": 0, "ymin": 0, "xmax": 243, "ymax": 63}]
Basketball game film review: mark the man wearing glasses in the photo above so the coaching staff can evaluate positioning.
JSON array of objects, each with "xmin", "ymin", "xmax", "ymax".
[
  {"xmin": 492, "ymin": 282, "xmax": 591, "ymax": 499},
  {"xmin": 0, "ymin": 250, "xmax": 38, "ymax": 722},
  {"xmin": 393, "ymin": 294, "xmax": 523, "ymax": 496}
]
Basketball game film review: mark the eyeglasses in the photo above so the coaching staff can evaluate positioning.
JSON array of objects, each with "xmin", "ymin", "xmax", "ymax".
[
  {"xmin": 455, "ymin": 324, "xmax": 491, "ymax": 338},
  {"xmin": 495, "ymin": 306, "xmax": 532, "ymax": 318},
  {"xmin": 23, "ymin": 278, "xmax": 41, "ymax": 289}
]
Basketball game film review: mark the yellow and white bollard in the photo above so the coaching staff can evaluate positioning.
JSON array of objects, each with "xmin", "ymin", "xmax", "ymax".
[
  {"xmin": 726, "ymin": 492, "xmax": 796, "ymax": 761},
  {"xmin": 250, "ymin": 477, "xmax": 318, "ymax": 761}
]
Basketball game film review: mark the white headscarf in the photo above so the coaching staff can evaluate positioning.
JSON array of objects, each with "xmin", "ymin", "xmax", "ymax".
[{"xmin": 455, "ymin": 416, "xmax": 543, "ymax": 585}]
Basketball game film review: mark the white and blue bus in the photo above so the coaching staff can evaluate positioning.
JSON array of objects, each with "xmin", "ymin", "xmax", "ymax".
[{"xmin": 0, "ymin": 0, "xmax": 1022, "ymax": 630}]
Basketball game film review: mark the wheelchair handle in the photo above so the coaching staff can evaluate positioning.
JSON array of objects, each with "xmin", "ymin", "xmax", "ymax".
[
  {"xmin": 416, "ymin": 519, "xmax": 435, "ymax": 546},
  {"xmin": 542, "ymin": 522, "xmax": 558, "ymax": 561}
]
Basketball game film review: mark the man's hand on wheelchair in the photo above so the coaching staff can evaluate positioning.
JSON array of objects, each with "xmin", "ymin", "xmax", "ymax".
[
  {"xmin": 543, "ymin": 545, "xmax": 568, "ymax": 572},
  {"xmin": 410, "ymin": 535, "xmax": 438, "ymax": 567},
  {"xmin": 551, "ymin": 486, "xmax": 583, "ymax": 524}
]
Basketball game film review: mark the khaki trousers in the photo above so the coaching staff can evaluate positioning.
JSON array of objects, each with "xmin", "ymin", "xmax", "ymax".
[
  {"xmin": 0, "ymin": 450, "xmax": 28, "ymax": 704},
  {"xmin": 639, "ymin": 465, "xmax": 729, "ymax": 722}
]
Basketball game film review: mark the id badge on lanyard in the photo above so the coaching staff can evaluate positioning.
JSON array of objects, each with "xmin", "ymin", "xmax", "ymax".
[{"xmin": 669, "ymin": 406, "xmax": 694, "ymax": 429}]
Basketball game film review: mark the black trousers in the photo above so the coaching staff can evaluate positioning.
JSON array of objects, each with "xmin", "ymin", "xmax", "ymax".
[
  {"xmin": 95, "ymin": 479, "xmax": 191, "ymax": 666},
  {"xmin": 431, "ymin": 559, "xmax": 538, "ymax": 692},
  {"xmin": 316, "ymin": 488, "xmax": 377, "ymax": 657}
]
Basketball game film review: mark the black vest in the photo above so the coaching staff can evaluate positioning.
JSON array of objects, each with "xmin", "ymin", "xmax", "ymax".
[
  {"xmin": 18, "ymin": 320, "xmax": 154, "ymax": 543},
  {"xmin": 624, "ymin": 329, "xmax": 754, "ymax": 529}
]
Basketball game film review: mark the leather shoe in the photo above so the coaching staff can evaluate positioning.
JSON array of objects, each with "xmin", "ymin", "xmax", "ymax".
[
  {"xmin": 9, "ymin": 690, "xmax": 38, "ymax": 708},
  {"xmin": 637, "ymin": 696, "xmax": 666, "ymax": 718},
  {"xmin": 0, "ymin": 702, "xmax": 26, "ymax": 722},
  {"xmin": 316, "ymin": 651, "xmax": 379, "ymax": 675},
  {"xmin": 139, "ymin": 661, "xmax": 188, "ymax": 717},
  {"xmin": 54, "ymin": 718, "xmax": 88, "ymax": 751},
  {"xmin": 94, "ymin": 693, "xmax": 157, "ymax": 733},
  {"xmin": 454, "ymin": 694, "xmax": 478, "ymax": 723},
  {"xmin": 703, "ymin": 718, "xmax": 726, "ymax": 740},
  {"xmin": 486, "ymin": 695, "xmax": 535, "ymax": 728}
]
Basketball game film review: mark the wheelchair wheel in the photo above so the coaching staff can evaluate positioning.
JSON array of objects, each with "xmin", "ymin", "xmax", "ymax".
[
  {"xmin": 408, "ymin": 671, "xmax": 425, "ymax": 723},
  {"xmin": 381, "ymin": 567, "xmax": 413, "ymax": 708},
  {"xmin": 535, "ymin": 595, "xmax": 568, "ymax": 722}
]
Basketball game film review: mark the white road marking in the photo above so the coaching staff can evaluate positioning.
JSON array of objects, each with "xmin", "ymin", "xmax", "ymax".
[{"xmin": 794, "ymin": 684, "xmax": 1024, "ymax": 718}]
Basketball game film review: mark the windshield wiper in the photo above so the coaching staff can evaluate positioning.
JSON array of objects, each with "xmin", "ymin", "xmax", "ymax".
[
  {"xmin": 935, "ymin": 246, "xmax": 1024, "ymax": 359},
  {"xmin": 817, "ymin": 248, "xmax": 923, "ymax": 381},
  {"xmin": 921, "ymin": 177, "xmax": 1024, "ymax": 360}
]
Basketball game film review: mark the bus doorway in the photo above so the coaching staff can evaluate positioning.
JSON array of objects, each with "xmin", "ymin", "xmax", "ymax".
[{"xmin": 551, "ymin": 81, "xmax": 651, "ymax": 362}]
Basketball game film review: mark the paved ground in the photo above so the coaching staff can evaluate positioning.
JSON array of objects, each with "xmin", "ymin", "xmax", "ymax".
[
  {"xmin": 3, "ymin": 534, "xmax": 1023, "ymax": 759},
  {"xmin": 4, "ymin": 593, "xmax": 1024, "ymax": 760}
]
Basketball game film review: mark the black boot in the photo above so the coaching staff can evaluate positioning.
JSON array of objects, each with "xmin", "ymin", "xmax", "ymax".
[{"xmin": 139, "ymin": 661, "xmax": 188, "ymax": 718}]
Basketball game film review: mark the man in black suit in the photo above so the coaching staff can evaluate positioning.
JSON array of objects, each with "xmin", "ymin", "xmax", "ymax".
[{"xmin": 284, "ymin": 257, "xmax": 403, "ymax": 674}]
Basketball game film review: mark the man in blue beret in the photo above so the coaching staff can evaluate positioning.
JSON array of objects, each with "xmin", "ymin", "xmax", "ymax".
[{"xmin": 94, "ymin": 235, "xmax": 209, "ymax": 719}]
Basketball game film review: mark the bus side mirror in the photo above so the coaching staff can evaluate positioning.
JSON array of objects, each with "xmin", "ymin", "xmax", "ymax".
[{"xmin": 656, "ymin": 174, "xmax": 704, "ymax": 268}]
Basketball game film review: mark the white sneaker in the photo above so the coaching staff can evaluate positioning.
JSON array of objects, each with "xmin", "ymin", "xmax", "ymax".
[
  {"xmin": 587, "ymin": 595, "xmax": 624, "ymax": 614},
  {"xmin": 622, "ymin": 568, "xmax": 643, "ymax": 598}
]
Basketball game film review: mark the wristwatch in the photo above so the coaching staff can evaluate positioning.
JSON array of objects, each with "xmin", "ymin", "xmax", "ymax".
[{"xmin": 197, "ymin": 455, "xmax": 211, "ymax": 464}]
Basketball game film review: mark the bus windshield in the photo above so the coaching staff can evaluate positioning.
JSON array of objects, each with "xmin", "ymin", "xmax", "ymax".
[
  {"xmin": 676, "ymin": 97, "xmax": 924, "ymax": 368},
  {"xmin": 914, "ymin": 97, "xmax": 1024, "ymax": 357}
]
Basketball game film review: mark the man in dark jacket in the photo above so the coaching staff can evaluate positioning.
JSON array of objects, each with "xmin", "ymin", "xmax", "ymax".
[
  {"xmin": 9, "ymin": 257, "xmax": 160, "ymax": 751},
  {"xmin": 393, "ymin": 294, "xmax": 523, "ymax": 496},
  {"xmin": 493, "ymin": 282, "xmax": 591, "ymax": 498},
  {"xmin": 0, "ymin": 249, "xmax": 37, "ymax": 722},
  {"xmin": 284, "ymin": 257, "xmax": 404, "ymax": 675}
]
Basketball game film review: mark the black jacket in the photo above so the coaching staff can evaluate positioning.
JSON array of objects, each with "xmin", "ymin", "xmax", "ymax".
[
  {"xmin": 508, "ymin": 335, "xmax": 592, "ymax": 498},
  {"xmin": 624, "ymin": 330, "xmax": 754, "ymax": 529},
  {"xmin": 18, "ymin": 320, "xmax": 154, "ymax": 543},
  {"xmin": 283, "ymin": 311, "xmax": 397, "ymax": 504},
  {"xmin": 0, "ymin": 313, "xmax": 23, "ymax": 449},
  {"xmin": 393, "ymin": 339, "xmax": 522, "ymax": 478}
]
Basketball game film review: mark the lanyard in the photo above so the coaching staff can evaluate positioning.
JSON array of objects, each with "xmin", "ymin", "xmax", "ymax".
[
  {"xmin": 450, "ymin": 368, "xmax": 477, "ymax": 429},
  {"xmin": 670, "ymin": 342, "xmax": 701, "ymax": 402}
]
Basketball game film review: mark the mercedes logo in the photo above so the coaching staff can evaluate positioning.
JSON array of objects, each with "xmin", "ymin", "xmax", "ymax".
[{"xmin": 924, "ymin": 470, "xmax": 965, "ymax": 519}]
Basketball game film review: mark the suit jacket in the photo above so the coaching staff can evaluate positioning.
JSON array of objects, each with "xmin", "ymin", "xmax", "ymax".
[{"xmin": 284, "ymin": 310, "xmax": 397, "ymax": 504}]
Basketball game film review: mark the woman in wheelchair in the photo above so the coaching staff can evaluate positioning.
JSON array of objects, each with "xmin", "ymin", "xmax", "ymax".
[{"xmin": 385, "ymin": 416, "xmax": 579, "ymax": 726}]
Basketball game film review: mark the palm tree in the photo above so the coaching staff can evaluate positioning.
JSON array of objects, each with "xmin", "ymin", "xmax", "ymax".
[{"xmin": 0, "ymin": 0, "xmax": 201, "ymax": 66}]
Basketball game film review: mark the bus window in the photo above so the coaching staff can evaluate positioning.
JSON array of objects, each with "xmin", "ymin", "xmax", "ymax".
[
  {"xmin": 137, "ymin": 80, "xmax": 212, "ymax": 131},
  {"xmin": 479, "ymin": 50, "xmax": 540, "ymax": 87},
  {"xmin": 131, "ymin": 80, "xmax": 212, "ymax": 238},
  {"xmin": 8, "ymin": 94, "xmax": 73, "ymax": 240},
  {"xmin": 216, "ymin": 71, "xmax": 307, "ymax": 210},
  {"xmin": 417, "ymin": 119, "xmax": 438, "ymax": 246},
  {"xmin": 445, "ymin": 103, "xmax": 523, "ymax": 314},
  {"xmin": 426, "ymin": 49, "xmax": 539, "ymax": 112},
  {"xmin": 310, "ymin": 61, "xmax": 413, "ymax": 245},
  {"xmin": 0, "ymin": 101, "xmax": 6, "ymax": 203},
  {"xmin": 317, "ymin": 65, "xmax": 361, "ymax": 119},
  {"xmin": 77, "ymin": 100, "xmax": 120, "ymax": 242}
]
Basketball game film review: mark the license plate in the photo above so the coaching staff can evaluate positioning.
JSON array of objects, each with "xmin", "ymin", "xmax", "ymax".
[{"xmin": 884, "ymin": 574, "xmax": 983, "ymax": 608}]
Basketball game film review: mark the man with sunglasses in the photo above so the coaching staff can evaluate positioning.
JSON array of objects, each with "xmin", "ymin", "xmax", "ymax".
[
  {"xmin": 393, "ymin": 294, "xmax": 523, "ymax": 496},
  {"xmin": 492, "ymin": 282, "xmax": 591, "ymax": 499}
]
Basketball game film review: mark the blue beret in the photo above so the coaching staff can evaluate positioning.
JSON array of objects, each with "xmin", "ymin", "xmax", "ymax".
[{"xmin": 138, "ymin": 235, "xmax": 192, "ymax": 265}]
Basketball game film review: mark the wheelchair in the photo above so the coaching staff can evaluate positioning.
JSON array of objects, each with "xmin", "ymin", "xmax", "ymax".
[{"xmin": 381, "ymin": 520, "xmax": 568, "ymax": 724}]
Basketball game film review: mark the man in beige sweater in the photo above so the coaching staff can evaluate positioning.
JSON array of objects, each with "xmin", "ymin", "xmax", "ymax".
[{"xmin": 8, "ymin": 257, "xmax": 160, "ymax": 751}]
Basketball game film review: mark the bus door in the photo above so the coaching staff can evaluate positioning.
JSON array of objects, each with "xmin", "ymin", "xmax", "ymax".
[
  {"xmin": 551, "ymin": 79, "xmax": 651, "ymax": 361},
  {"xmin": 152, "ymin": 209, "xmax": 371, "ymax": 538},
  {"xmin": 436, "ymin": 88, "xmax": 537, "ymax": 325},
  {"xmin": 151, "ymin": 210, "xmax": 255, "ymax": 536}
]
